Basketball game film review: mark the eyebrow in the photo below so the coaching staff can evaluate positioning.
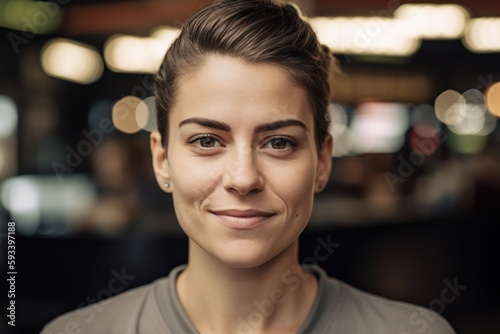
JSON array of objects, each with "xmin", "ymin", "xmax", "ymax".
[
  {"xmin": 179, "ymin": 117, "xmax": 231, "ymax": 132},
  {"xmin": 179, "ymin": 117, "xmax": 308, "ymax": 133},
  {"xmin": 254, "ymin": 119, "xmax": 308, "ymax": 133}
]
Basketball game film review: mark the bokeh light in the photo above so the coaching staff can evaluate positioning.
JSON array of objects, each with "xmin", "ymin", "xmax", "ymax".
[
  {"xmin": 0, "ymin": 174, "xmax": 97, "ymax": 236},
  {"xmin": 0, "ymin": 95, "xmax": 18, "ymax": 138},
  {"xmin": 434, "ymin": 89, "xmax": 466, "ymax": 125},
  {"xmin": 136, "ymin": 96, "xmax": 157, "ymax": 132},
  {"xmin": 151, "ymin": 26, "xmax": 180, "ymax": 42},
  {"xmin": 349, "ymin": 102, "xmax": 410, "ymax": 154},
  {"xmin": 445, "ymin": 89, "xmax": 497, "ymax": 136},
  {"xmin": 463, "ymin": 18, "xmax": 500, "ymax": 52},
  {"xmin": 309, "ymin": 17, "xmax": 420, "ymax": 56},
  {"xmin": 0, "ymin": 147, "xmax": 5, "ymax": 172},
  {"xmin": 0, "ymin": 1, "xmax": 63, "ymax": 34},
  {"xmin": 41, "ymin": 38, "xmax": 104, "ymax": 84},
  {"xmin": 409, "ymin": 124, "xmax": 441, "ymax": 156},
  {"xmin": 112, "ymin": 96, "xmax": 142, "ymax": 134},
  {"xmin": 328, "ymin": 103, "xmax": 349, "ymax": 157},
  {"xmin": 104, "ymin": 27, "xmax": 179, "ymax": 73},
  {"xmin": 486, "ymin": 82, "xmax": 500, "ymax": 117},
  {"xmin": 394, "ymin": 4, "xmax": 469, "ymax": 39},
  {"xmin": 1, "ymin": 177, "xmax": 40, "ymax": 235},
  {"xmin": 410, "ymin": 104, "xmax": 442, "ymax": 155},
  {"xmin": 447, "ymin": 133, "xmax": 488, "ymax": 154}
]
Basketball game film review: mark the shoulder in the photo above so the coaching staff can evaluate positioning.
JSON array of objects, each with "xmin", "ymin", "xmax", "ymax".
[
  {"xmin": 309, "ymin": 266, "xmax": 456, "ymax": 334},
  {"xmin": 40, "ymin": 277, "xmax": 168, "ymax": 334}
]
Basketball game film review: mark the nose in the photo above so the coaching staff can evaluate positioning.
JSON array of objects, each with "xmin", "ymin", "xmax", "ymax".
[{"xmin": 222, "ymin": 147, "xmax": 264, "ymax": 196}]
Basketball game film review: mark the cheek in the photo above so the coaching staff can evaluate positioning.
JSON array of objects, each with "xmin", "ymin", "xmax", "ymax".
[
  {"xmin": 169, "ymin": 154, "xmax": 220, "ymax": 206},
  {"xmin": 266, "ymin": 158, "xmax": 317, "ymax": 212}
]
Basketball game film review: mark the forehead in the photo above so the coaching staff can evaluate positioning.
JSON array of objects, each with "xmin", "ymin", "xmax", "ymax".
[{"xmin": 170, "ymin": 56, "xmax": 313, "ymax": 125}]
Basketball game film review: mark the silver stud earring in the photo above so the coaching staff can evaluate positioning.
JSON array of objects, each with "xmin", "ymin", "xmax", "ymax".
[{"xmin": 164, "ymin": 182, "xmax": 170, "ymax": 188}]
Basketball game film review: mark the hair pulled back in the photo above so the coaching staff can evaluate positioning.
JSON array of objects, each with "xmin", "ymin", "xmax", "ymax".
[{"xmin": 154, "ymin": 0, "xmax": 337, "ymax": 149}]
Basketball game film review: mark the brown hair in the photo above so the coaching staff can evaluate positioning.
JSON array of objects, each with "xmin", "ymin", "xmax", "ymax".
[{"xmin": 154, "ymin": 0, "xmax": 337, "ymax": 149}]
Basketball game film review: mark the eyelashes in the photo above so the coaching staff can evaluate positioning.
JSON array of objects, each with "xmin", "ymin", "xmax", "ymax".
[
  {"xmin": 187, "ymin": 134, "xmax": 222, "ymax": 148},
  {"xmin": 186, "ymin": 134, "xmax": 299, "ymax": 154},
  {"xmin": 262, "ymin": 136, "xmax": 298, "ymax": 150}
]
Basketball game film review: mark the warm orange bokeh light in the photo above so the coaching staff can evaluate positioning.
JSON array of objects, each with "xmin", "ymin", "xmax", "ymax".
[{"xmin": 486, "ymin": 82, "xmax": 500, "ymax": 117}]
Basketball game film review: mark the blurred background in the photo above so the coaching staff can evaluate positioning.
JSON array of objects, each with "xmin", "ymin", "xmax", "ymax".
[{"xmin": 0, "ymin": 0, "xmax": 499, "ymax": 333}]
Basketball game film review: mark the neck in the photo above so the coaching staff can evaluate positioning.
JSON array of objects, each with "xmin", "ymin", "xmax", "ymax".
[{"xmin": 176, "ymin": 240, "xmax": 318, "ymax": 334}]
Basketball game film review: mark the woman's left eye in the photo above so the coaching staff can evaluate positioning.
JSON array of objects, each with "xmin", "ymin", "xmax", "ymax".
[{"xmin": 263, "ymin": 137, "xmax": 298, "ymax": 150}]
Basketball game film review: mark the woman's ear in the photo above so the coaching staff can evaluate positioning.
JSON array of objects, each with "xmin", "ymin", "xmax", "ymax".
[
  {"xmin": 150, "ymin": 130, "xmax": 172, "ymax": 193},
  {"xmin": 315, "ymin": 134, "xmax": 333, "ymax": 193}
]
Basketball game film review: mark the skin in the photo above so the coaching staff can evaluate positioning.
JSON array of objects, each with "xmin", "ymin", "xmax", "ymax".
[{"xmin": 151, "ymin": 56, "xmax": 332, "ymax": 333}]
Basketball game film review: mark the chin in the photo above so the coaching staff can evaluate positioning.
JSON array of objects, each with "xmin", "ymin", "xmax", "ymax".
[
  {"xmin": 216, "ymin": 250, "xmax": 271, "ymax": 269},
  {"xmin": 213, "ymin": 241, "xmax": 289, "ymax": 269},
  {"xmin": 220, "ymin": 257, "xmax": 272, "ymax": 269}
]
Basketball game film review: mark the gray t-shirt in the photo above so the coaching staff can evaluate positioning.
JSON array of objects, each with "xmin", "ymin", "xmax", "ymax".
[{"xmin": 41, "ymin": 265, "xmax": 455, "ymax": 333}]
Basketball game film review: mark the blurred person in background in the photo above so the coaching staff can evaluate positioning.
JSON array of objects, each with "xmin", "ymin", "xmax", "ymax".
[{"xmin": 79, "ymin": 136, "xmax": 142, "ymax": 235}]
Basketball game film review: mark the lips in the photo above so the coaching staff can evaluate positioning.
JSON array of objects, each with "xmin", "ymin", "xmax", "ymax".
[{"xmin": 209, "ymin": 209, "xmax": 274, "ymax": 229}]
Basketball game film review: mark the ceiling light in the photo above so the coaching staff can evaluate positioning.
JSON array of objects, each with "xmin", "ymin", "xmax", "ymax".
[
  {"xmin": 309, "ymin": 17, "xmax": 420, "ymax": 56},
  {"xmin": 463, "ymin": 18, "xmax": 500, "ymax": 52},
  {"xmin": 41, "ymin": 38, "xmax": 104, "ymax": 84},
  {"xmin": 104, "ymin": 27, "xmax": 179, "ymax": 73},
  {"xmin": 394, "ymin": 4, "xmax": 469, "ymax": 39}
]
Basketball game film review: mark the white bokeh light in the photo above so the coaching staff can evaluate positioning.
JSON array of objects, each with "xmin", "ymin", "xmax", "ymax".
[{"xmin": 0, "ymin": 95, "xmax": 18, "ymax": 138}]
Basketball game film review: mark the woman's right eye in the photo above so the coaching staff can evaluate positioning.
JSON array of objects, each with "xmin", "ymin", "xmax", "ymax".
[
  {"xmin": 198, "ymin": 137, "xmax": 217, "ymax": 147},
  {"xmin": 187, "ymin": 135, "xmax": 222, "ymax": 148}
]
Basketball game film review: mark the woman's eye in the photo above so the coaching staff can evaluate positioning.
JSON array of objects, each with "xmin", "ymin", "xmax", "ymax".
[
  {"xmin": 199, "ymin": 137, "xmax": 217, "ymax": 147},
  {"xmin": 188, "ymin": 135, "xmax": 221, "ymax": 148},
  {"xmin": 270, "ymin": 138, "xmax": 287, "ymax": 149},
  {"xmin": 263, "ymin": 137, "xmax": 298, "ymax": 150}
]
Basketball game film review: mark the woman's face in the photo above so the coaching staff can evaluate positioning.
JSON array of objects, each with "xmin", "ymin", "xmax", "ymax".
[{"xmin": 151, "ymin": 56, "xmax": 332, "ymax": 268}]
